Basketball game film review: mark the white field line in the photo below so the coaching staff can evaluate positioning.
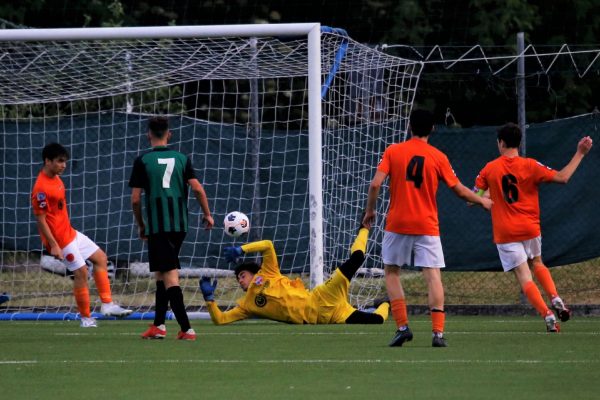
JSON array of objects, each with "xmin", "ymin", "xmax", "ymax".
[
  {"xmin": 1, "ymin": 359, "xmax": 599, "ymax": 365},
  {"xmin": 48, "ymin": 330, "xmax": 600, "ymax": 336}
]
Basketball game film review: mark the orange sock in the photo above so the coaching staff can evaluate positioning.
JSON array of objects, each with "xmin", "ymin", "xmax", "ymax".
[
  {"xmin": 74, "ymin": 287, "xmax": 91, "ymax": 318},
  {"xmin": 431, "ymin": 309, "xmax": 445, "ymax": 333},
  {"xmin": 522, "ymin": 280, "xmax": 549, "ymax": 316},
  {"xmin": 390, "ymin": 298, "xmax": 408, "ymax": 327},
  {"xmin": 532, "ymin": 263, "xmax": 558, "ymax": 299},
  {"xmin": 93, "ymin": 270, "xmax": 113, "ymax": 303}
]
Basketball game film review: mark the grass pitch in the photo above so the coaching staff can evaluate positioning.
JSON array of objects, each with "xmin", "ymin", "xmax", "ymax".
[{"xmin": 1, "ymin": 316, "xmax": 599, "ymax": 400}]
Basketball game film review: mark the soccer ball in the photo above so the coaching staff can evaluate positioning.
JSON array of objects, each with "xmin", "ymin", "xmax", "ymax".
[{"xmin": 224, "ymin": 211, "xmax": 250, "ymax": 238}]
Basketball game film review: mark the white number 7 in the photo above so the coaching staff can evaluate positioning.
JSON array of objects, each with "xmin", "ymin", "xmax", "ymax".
[{"xmin": 158, "ymin": 158, "xmax": 175, "ymax": 188}]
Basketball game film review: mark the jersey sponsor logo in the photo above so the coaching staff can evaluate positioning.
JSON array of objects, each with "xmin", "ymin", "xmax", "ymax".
[
  {"xmin": 38, "ymin": 201, "xmax": 47, "ymax": 209},
  {"xmin": 66, "ymin": 253, "xmax": 75, "ymax": 262},
  {"xmin": 36, "ymin": 192, "xmax": 46, "ymax": 201},
  {"xmin": 254, "ymin": 293, "xmax": 267, "ymax": 307},
  {"xmin": 254, "ymin": 276, "xmax": 263, "ymax": 286}
]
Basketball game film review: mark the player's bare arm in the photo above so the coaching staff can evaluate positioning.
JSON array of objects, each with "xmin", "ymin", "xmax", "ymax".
[
  {"xmin": 364, "ymin": 170, "xmax": 387, "ymax": 228},
  {"xmin": 188, "ymin": 178, "xmax": 214, "ymax": 229},
  {"xmin": 34, "ymin": 213, "xmax": 63, "ymax": 259},
  {"xmin": 130, "ymin": 187, "xmax": 147, "ymax": 240},
  {"xmin": 452, "ymin": 183, "xmax": 493, "ymax": 210},
  {"xmin": 553, "ymin": 136, "xmax": 593, "ymax": 184}
]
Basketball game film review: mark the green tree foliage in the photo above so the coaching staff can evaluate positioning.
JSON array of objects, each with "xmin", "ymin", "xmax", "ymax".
[{"xmin": 1, "ymin": 0, "xmax": 597, "ymax": 125}]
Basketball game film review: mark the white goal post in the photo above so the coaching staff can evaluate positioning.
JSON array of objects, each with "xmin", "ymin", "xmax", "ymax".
[{"xmin": 0, "ymin": 23, "xmax": 422, "ymax": 319}]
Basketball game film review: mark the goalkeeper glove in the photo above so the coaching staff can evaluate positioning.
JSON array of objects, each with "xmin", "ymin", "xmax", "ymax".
[
  {"xmin": 223, "ymin": 246, "xmax": 243, "ymax": 263},
  {"xmin": 199, "ymin": 277, "xmax": 218, "ymax": 301}
]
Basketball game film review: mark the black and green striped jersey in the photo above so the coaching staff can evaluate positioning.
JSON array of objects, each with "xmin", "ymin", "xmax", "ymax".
[{"xmin": 128, "ymin": 146, "xmax": 196, "ymax": 235}]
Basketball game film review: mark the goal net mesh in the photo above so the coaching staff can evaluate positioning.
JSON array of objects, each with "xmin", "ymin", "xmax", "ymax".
[{"xmin": 0, "ymin": 28, "xmax": 422, "ymax": 317}]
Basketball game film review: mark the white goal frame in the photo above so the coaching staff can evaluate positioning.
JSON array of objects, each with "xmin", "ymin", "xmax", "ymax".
[{"xmin": 0, "ymin": 23, "xmax": 326, "ymax": 287}]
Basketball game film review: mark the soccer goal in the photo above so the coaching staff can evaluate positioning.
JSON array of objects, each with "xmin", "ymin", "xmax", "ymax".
[{"xmin": 0, "ymin": 24, "xmax": 422, "ymax": 319}]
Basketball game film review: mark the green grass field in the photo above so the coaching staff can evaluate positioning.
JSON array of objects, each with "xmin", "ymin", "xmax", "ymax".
[{"xmin": 1, "ymin": 316, "xmax": 599, "ymax": 400}]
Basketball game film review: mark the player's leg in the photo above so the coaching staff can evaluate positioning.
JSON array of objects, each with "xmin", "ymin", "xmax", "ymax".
[
  {"xmin": 82, "ymin": 234, "xmax": 132, "ymax": 317},
  {"xmin": 140, "ymin": 271, "xmax": 169, "ymax": 339},
  {"xmin": 415, "ymin": 236, "xmax": 447, "ymax": 347},
  {"xmin": 512, "ymin": 263, "xmax": 558, "ymax": 332},
  {"xmin": 385, "ymin": 265, "xmax": 413, "ymax": 346},
  {"xmin": 345, "ymin": 308, "xmax": 386, "ymax": 324},
  {"xmin": 382, "ymin": 231, "xmax": 413, "ymax": 346},
  {"xmin": 62, "ymin": 237, "xmax": 95, "ymax": 327},
  {"xmin": 421, "ymin": 268, "xmax": 447, "ymax": 347},
  {"xmin": 529, "ymin": 254, "xmax": 571, "ymax": 322},
  {"xmin": 72, "ymin": 264, "xmax": 93, "ymax": 325},
  {"xmin": 337, "ymin": 226, "xmax": 370, "ymax": 281},
  {"xmin": 158, "ymin": 232, "xmax": 195, "ymax": 340},
  {"xmin": 498, "ymin": 242, "xmax": 559, "ymax": 332}
]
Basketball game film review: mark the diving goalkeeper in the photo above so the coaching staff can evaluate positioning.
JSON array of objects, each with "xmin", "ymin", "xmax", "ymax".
[{"xmin": 200, "ymin": 224, "xmax": 389, "ymax": 325}]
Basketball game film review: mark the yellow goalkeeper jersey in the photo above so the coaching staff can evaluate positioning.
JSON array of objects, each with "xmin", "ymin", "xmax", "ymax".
[{"xmin": 207, "ymin": 240, "xmax": 355, "ymax": 325}]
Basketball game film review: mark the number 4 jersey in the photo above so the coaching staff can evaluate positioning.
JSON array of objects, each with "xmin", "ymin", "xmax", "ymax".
[
  {"xmin": 377, "ymin": 138, "xmax": 459, "ymax": 236},
  {"xmin": 475, "ymin": 156, "xmax": 556, "ymax": 244}
]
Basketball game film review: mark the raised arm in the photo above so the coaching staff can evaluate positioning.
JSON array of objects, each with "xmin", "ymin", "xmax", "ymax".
[
  {"xmin": 552, "ymin": 136, "xmax": 593, "ymax": 184},
  {"xmin": 240, "ymin": 240, "xmax": 280, "ymax": 277}
]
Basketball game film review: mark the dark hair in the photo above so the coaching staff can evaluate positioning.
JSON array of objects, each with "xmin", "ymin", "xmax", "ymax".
[
  {"xmin": 409, "ymin": 109, "xmax": 434, "ymax": 137},
  {"xmin": 148, "ymin": 116, "xmax": 169, "ymax": 138},
  {"xmin": 42, "ymin": 142, "xmax": 69, "ymax": 162},
  {"xmin": 497, "ymin": 123, "xmax": 522, "ymax": 148},
  {"xmin": 234, "ymin": 262, "xmax": 260, "ymax": 279}
]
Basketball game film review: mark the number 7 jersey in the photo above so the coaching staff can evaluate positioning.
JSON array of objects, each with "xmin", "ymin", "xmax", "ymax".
[
  {"xmin": 128, "ymin": 146, "xmax": 196, "ymax": 235},
  {"xmin": 474, "ymin": 156, "xmax": 556, "ymax": 244},
  {"xmin": 378, "ymin": 138, "xmax": 459, "ymax": 236}
]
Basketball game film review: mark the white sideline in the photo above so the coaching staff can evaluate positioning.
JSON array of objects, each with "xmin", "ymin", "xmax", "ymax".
[{"xmin": 2, "ymin": 359, "xmax": 599, "ymax": 365}]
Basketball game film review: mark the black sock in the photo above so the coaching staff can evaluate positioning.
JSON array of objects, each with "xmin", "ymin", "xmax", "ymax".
[
  {"xmin": 153, "ymin": 280, "xmax": 168, "ymax": 327},
  {"xmin": 167, "ymin": 286, "xmax": 191, "ymax": 332},
  {"xmin": 338, "ymin": 251, "xmax": 365, "ymax": 281},
  {"xmin": 345, "ymin": 310, "xmax": 384, "ymax": 324}
]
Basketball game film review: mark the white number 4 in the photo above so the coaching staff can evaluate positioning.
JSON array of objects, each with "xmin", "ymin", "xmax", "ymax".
[{"xmin": 158, "ymin": 158, "xmax": 175, "ymax": 188}]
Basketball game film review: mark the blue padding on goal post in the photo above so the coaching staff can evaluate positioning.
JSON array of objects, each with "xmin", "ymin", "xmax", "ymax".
[
  {"xmin": 320, "ymin": 26, "xmax": 348, "ymax": 99},
  {"xmin": 0, "ymin": 312, "xmax": 174, "ymax": 321}
]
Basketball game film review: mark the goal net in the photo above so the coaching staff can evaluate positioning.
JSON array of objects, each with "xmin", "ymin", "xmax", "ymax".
[{"xmin": 0, "ymin": 24, "xmax": 422, "ymax": 319}]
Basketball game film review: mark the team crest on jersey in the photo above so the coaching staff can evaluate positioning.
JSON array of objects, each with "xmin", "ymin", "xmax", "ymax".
[
  {"xmin": 254, "ymin": 293, "xmax": 267, "ymax": 307},
  {"xmin": 254, "ymin": 276, "xmax": 263, "ymax": 286},
  {"xmin": 36, "ymin": 192, "xmax": 46, "ymax": 201}
]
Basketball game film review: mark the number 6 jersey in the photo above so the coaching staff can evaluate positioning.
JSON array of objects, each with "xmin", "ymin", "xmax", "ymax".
[{"xmin": 474, "ymin": 156, "xmax": 556, "ymax": 244}]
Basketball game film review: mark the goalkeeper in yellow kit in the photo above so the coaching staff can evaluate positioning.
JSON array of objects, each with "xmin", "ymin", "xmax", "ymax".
[{"xmin": 200, "ymin": 225, "xmax": 389, "ymax": 324}]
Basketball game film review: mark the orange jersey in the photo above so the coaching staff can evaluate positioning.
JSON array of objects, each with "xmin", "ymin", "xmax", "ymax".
[
  {"xmin": 474, "ymin": 156, "xmax": 557, "ymax": 243},
  {"xmin": 377, "ymin": 138, "xmax": 460, "ymax": 236},
  {"xmin": 31, "ymin": 171, "xmax": 76, "ymax": 249}
]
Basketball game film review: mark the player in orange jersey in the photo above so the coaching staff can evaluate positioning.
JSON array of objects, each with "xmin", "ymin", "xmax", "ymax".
[
  {"xmin": 31, "ymin": 143, "xmax": 132, "ymax": 327},
  {"xmin": 200, "ymin": 224, "xmax": 390, "ymax": 325},
  {"xmin": 474, "ymin": 123, "xmax": 593, "ymax": 332},
  {"xmin": 363, "ymin": 109, "xmax": 492, "ymax": 347}
]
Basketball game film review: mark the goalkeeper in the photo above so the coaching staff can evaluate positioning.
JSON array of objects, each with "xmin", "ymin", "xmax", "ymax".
[{"xmin": 200, "ymin": 224, "xmax": 389, "ymax": 325}]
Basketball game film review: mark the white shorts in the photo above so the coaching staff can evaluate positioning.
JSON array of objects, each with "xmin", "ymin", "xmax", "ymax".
[
  {"xmin": 382, "ymin": 231, "xmax": 445, "ymax": 268},
  {"xmin": 61, "ymin": 231, "xmax": 100, "ymax": 272},
  {"xmin": 496, "ymin": 236, "xmax": 542, "ymax": 272}
]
